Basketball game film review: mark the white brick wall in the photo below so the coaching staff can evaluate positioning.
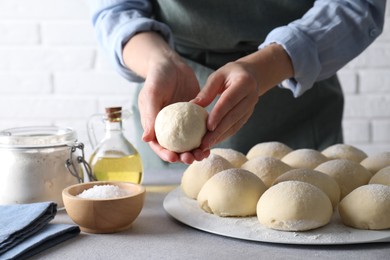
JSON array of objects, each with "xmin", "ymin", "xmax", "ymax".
[
  {"xmin": 0, "ymin": 0, "xmax": 389, "ymax": 160},
  {"xmin": 339, "ymin": 3, "xmax": 390, "ymax": 155}
]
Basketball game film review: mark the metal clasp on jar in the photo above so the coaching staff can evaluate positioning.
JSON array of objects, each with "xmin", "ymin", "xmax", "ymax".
[{"xmin": 66, "ymin": 142, "xmax": 96, "ymax": 183}]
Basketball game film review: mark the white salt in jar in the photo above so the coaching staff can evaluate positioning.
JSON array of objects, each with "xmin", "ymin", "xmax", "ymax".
[{"xmin": 0, "ymin": 126, "xmax": 91, "ymax": 207}]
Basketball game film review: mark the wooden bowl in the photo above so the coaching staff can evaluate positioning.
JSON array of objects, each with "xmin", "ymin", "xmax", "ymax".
[{"xmin": 62, "ymin": 181, "xmax": 145, "ymax": 234}]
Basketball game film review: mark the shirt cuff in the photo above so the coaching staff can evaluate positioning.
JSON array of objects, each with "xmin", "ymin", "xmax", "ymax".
[
  {"xmin": 112, "ymin": 18, "xmax": 174, "ymax": 82},
  {"xmin": 259, "ymin": 26, "xmax": 321, "ymax": 97}
]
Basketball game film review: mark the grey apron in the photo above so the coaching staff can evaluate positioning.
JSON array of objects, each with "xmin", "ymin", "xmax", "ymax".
[{"xmin": 133, "ymin": 0, "xmax": 344, "ymax": 170}]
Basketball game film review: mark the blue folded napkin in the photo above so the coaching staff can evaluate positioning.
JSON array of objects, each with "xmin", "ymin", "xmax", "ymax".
[{"xmin": 0, "ymin": 202, "xmax": 80, "ymax": 260}]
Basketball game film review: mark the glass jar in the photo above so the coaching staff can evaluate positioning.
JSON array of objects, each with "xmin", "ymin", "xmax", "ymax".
[{"xmin": 0, "ymin": 126, "xmax": 90, "ymax": 207}]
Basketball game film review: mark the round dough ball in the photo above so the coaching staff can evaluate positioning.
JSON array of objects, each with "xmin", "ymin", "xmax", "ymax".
[
  {"xmin": 273, "ymin": 168, "xmax": 340, "ymax": 208},
  {"xmin": 197, "ymin": 168, "xmax": 267, "ymax": 217},
  {"xmin": 155, "ymin": 102, "xmax": 208, "ymax": 153},
  {"xmin": 257, "ymin": 181, "xmax": 333, "ymax": 231},
  {"xmin": 360, "ymin": 152, "xmax": 390, "ymax": 175},
  {"xmin": 246, "ymin": 141, "xmax": 293, "ymax": 160},
  {"xmin": 181, "ymin": 154, "xmax": 233, "ymax": 199},
  {"xmin": 338, "ymin": 184, "xmax": 390, "ymax": 230},
  {"xmin": 315, "ymin": 159, "xmax": 372, "ymax": 199},
  {"xmin": 241, "ymin": 157, "xmax": 292, "ymax": 187},
  {"xmin": 369, "ymin": 166, "xmax": 390, "ymax": 186},
  {"xmin": 211, "ymin": 148, "xmax": 248, "ymax": 168},
  {"xmin": 321, "ymin": 144, "xmax": 367, "ymax": 163},
  {"xmin": 281, "ymin": 149, "xmax": 328, "ymax": 169}
]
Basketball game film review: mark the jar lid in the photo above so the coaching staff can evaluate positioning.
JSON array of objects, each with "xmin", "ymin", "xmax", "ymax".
[{"xmin": 0, "ymin": 126, "xmax": 77, "ymax": 148}]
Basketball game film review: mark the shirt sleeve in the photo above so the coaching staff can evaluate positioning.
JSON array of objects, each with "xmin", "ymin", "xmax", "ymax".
[
  {"xmin": 259, "ymin": 0, "xmax": 386, "ymax": 97},
  {"xmin": 89, "ymin": 0, "xmax": 174, "ymax": 82}
]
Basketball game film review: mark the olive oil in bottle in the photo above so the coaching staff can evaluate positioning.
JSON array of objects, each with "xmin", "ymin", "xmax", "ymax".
[
  {"xmin": 88, "ymin": 107, "xmax": 143, "ymax": 184},
  {"xmin": 90, "ymin": 152, "xmax": 143, "ymax": 183}
]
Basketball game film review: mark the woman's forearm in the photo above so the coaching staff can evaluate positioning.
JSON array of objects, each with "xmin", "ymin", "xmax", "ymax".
[
  {"xmin": 237, "ymin": 44, "xmax": 294, "ymax": 96},
  {"xmin": 122, "ymin": 31, "xmax": 178, "ymax": 78}
]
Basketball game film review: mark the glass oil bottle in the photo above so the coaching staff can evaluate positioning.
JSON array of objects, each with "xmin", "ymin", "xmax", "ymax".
[{"xmin": 88, "ymin": 107, "xmax": 143, "ymax": 183}]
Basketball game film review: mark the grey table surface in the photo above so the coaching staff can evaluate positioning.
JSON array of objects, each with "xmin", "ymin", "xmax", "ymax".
[{"xmin": 30, "ymin": 169, "xmax": 390, "ymax": 260}]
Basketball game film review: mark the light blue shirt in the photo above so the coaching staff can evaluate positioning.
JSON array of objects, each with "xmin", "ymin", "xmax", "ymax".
[{"xmin": 89, "ymin": 0, "xmax": 386, "ymax": 97}]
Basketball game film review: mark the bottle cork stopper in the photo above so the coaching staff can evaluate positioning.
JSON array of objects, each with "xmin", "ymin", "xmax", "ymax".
[{"xmin": 105, "ymin": 107, "xmax": 122, "ymax": 121}]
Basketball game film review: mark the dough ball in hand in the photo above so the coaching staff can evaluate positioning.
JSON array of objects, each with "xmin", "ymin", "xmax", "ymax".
[
  {"xmin": 257, "ymin": 181, "xmax": 333, "ymax": 231},
  {"xmin": 246, "ymin": 141, "xmax": 292, "ymax": 160},
  {"xmin": 321, "ymin": 144, "xmax": 367, "ymax": 163},
  {"xmin": 181, "ymin": 154, "xmax": 233, "ymax": 199},
  {"xmin": 241, "ymin": 156, "xmax": 292, "ymax": 188},
  {"xmin": 197, "ymin": 169, "xmax": 267, "ymax": 217},
  {"xmin": 315, "ymin": 159, "xmax": 372, "ymax": 199},
  {"xmin": 281, "ymin": 149, "xmax": 328, "ymax": 169},
  {"xmin": 369, "ymin": 166, "xmax": 390, "ymax": 186},
  {"xmin": 211, "ymin": 148, "xmax": 248, "ymax": 168},
  {"xmin": 360, "ymin": 152, "xmax": 390, "ymax": 175},
  {"xmin": 273, "ymin": 168, "xmax": 340, "ymax": 208},
  {"xmin": 155, "ymin": 102, "xmax": 208, "ymax": 153},
  {"xmin": 338, "ymin": 184, "xmax": 390, "ymax": 230}
]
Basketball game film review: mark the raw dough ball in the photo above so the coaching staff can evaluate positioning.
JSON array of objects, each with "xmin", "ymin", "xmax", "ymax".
[
  {"xmin": 241, "ymin": 157, "xmax": 292, "ymax": 187},
  {"xmin": 321, "ymin": 144, "xmax": 367, "ymax": 163},
  {"xmin": 246, "ymin": 141, "xmax": 292, "ymax": 160},
  {"xmin": 315, "ymin": 159, "xmax": 372, "ymax": 199},
  {"xmin": 338, "ymin": 184, "xmax": 390, "ymax": 230},
  {"xmin": 369, "ymin": 166, "xmax": 390, "ymax": 186},
  {"xmin": 273, "ymin": 168, "xmax": 340, "ymax": 208},
  {"xmin": 181, "ymin": 154, "xmax": 233, "ymax": 199},
  {"xmin": 281, "ymin": 149, "xmax": 328, "ymax": 169},
  {"xmin": 211, "ymin": 148, "xmax": 247, "ymax": 168},
  {"xmin": 257, "ymin": 181, "xmax": 332, "ymax": 231},
  {"xmin": 155, "ymin": 102, "xmax": 208, "ymax": 153},
  {"xmin": 197, "ymin": 168, "xmax": 267, "ymax": 217},
  {"xmin": 360, "ymin": 152, "xmax": 390, "ymax": 175}
]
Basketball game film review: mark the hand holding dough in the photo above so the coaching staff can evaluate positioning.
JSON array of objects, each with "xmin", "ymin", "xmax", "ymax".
[{"xmin": 155, "ymin": 102, "xmax": 208, "ymax": 153}]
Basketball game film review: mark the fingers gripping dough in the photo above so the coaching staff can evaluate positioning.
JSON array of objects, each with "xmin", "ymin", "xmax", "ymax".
[
  {"xmin": 197, "ymin": 169, "xmax": 267, "ymax": 217},
  {"xmin": 257, "ymin": 181, "xmax": 333, "ymax": 231},
  {"xmin": 155, "ymin": 102, "xmax": 208, "ymax": 153},
  {"xmin": 181, "ymin": 154, "xmax": 233, "ymax": 199}
]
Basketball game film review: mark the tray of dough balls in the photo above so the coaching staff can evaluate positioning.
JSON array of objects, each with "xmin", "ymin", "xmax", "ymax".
[{"xmin": 163, "ymin": 142, "xmax": 390, "ymax": 245}]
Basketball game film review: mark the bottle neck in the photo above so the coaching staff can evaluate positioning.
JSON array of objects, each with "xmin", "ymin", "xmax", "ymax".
[{"xmin": 104, "ymin": 120, "xmax": 124, "ymax": 137}]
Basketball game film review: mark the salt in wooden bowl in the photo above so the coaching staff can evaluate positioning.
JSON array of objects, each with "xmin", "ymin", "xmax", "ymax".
[{"xmin": 62, "ymin": 181, "xmax": 145, "ymax": 234}]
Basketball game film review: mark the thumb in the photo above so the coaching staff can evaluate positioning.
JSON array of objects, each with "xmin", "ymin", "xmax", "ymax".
[
  {"xmin": 138, "ymin": 83, "xmax": 161, "ymax": 143},
  {"xmin": 138, "ymin": 101, "xmax": 157, "ymax": 142},
  {"xmin": 191, "ymin": 72, "xmax": 224, "ymax": 108}
]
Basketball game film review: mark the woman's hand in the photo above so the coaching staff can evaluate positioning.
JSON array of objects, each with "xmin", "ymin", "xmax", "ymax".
[
  {"xmin": 123, "ymin": 32, "xmax": 210, "ymax": 164},
  {"xmin": 138, "ymin": 52, "xmax": 210, "ymax": 164},
  {"xmin": 193, "ymin": 43, "xmax": 294, "ymax": 150},
  {"xmin": 192, "ymin": 61, "xmax": 261, "ymax": 151}
]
